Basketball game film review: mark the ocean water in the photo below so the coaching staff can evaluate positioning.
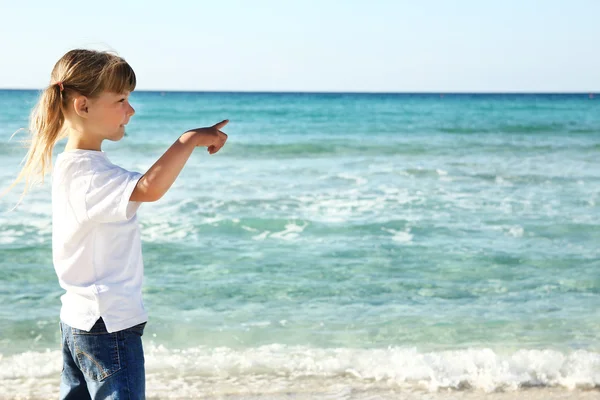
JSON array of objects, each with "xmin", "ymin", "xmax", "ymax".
[{"xmin": 0, "ymin": 90, "xmax": 599, "ymax": 398}]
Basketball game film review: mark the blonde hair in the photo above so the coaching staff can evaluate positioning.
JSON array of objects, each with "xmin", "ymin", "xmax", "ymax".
[{"xmin": 4, "ymin": 49, "xmax": 136, "ymax": 205}]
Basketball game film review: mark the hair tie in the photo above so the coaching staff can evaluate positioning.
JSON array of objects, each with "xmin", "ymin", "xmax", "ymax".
[{"xmin": 55, "ymin": 81, "xmax": 64, "ymax": 92}]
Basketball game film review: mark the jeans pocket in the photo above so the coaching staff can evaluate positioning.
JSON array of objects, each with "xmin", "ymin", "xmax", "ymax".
[{"xmin": 73, "ymin": 330, "xmax": 121, "ymax": 381}]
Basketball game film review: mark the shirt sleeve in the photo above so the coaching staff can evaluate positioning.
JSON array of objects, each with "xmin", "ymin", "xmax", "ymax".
[{"xmin": 84, "ymin": 165, "xmax": 143, "ymax": 223}]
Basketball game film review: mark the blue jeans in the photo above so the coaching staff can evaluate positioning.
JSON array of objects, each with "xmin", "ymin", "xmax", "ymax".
[{"xmin": 59, "ymin": 318, "xmax": 147, "ymax": 400}]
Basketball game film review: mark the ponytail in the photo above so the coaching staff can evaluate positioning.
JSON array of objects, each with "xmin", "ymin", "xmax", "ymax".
[{"xmin": 3, "ymin": 83, "xmax": 67, "ymax": 205}]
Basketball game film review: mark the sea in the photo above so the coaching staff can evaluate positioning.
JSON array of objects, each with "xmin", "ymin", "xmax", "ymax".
[{"xmin": 0, "ymin": 90, "xmax": 599, "ymax": 399}]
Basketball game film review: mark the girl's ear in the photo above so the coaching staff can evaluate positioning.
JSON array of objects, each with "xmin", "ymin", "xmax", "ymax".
[{"xmin": 73, "ymin": 96, "xmax": 89, "ymax": 118}]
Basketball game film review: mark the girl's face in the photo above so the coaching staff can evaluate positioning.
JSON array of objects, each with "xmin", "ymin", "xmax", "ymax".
[{"xmin": 86, "ymin": 91, "xmax": 135, "ymax": 142}]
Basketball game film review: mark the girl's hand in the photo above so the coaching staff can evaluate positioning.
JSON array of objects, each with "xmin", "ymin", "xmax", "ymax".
[{"xmin": 186, "ymin": 119, "xmax": 229, "ymax": 154}]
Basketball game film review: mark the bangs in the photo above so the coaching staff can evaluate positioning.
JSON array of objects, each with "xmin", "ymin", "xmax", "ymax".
[{"xmin": 100, "ymin": 59, "xmax": 137, "ymax": 94}]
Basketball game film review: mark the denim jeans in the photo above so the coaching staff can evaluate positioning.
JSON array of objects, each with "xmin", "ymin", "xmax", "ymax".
[{"xmin": 59, "ymin": 318, "xmax": 147, "ymax": 400}]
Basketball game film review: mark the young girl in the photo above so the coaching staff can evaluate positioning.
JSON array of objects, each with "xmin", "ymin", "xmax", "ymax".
[{"xmin": 8, "ymin": 49, "xmax": 228, "ymax": 399}]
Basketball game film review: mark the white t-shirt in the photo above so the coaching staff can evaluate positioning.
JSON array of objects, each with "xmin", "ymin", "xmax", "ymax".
[{"xmin": 52, "ymin": 149, "xmax": 147, "ymax": 333}]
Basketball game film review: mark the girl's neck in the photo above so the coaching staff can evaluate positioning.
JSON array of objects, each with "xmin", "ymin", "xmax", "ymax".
[
  {"xmin": 64, "ymin": 128, "xmax": 103, "ymax": 152},
  {"xmin": 64, "ymin": 143, "xmax": 102, "ymax": 152}
]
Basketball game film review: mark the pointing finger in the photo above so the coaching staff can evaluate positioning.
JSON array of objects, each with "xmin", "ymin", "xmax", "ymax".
[{"xmin": 213, "ymin": 119, "xmax": 229, "ymax": 130}]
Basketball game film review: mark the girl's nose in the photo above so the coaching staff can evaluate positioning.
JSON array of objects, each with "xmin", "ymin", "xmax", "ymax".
[{"xmin": 128, "ymin": 104, "xmax": 135, "ymax": 117}]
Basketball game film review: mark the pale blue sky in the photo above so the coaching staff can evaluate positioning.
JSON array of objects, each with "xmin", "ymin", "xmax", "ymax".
[{"xmin": 0, "ymin": 0, "xmax": 598, "ymax": 92}]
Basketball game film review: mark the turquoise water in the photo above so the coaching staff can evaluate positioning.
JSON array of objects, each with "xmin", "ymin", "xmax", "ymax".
[{"xmin": 0, "ymin": 91, "xmax": 599, "ymax": 395}]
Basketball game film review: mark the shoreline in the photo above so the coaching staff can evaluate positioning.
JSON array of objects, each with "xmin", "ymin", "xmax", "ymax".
[
  {"xmin": 2, "ymin": 387, "xmax": 599, "ymax": 400},
  {"xmin": 2, "ymin": 346, "xmax": 599, "ymax": 399}
]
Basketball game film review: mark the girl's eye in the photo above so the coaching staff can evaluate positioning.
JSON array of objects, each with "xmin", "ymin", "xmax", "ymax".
[{"xmin": 119, "ymin": 98, "xmax": 126, "ymax": 103}]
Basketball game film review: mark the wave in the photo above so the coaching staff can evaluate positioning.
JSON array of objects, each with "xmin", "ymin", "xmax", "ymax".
[
  {"xmin": 111, "ymin": 140, "xmax": 431, "ymax": 158},
  {"xmin": 438, "ymin": 124, "xmax": 600, "ymax": 135},
  {"xmin": 103, "ymin": 138, "xmax": 600, "ymax": 160},
  {"xmin": 1, "ymin": 346, "xmax": 598, "ymax": 398}
]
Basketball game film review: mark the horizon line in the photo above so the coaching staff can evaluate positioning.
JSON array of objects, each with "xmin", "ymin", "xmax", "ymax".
[{"xmin": 0, "ymin": 88, "xmax": 597, "ymax": 95}]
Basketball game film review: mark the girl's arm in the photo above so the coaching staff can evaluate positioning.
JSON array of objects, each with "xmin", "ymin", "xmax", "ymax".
[{"xmin": 130, "ymin": 120, "xmax": 228, "ymax": 202}]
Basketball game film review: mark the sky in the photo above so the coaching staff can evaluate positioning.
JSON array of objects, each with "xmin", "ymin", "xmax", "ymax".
[{"xmin": 0, "ymin": 0, "xmax": 598, "ymax": 92}]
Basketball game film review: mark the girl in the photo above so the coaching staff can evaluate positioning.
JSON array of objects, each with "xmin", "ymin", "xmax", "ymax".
[{"xmin": 7, "ymin": 49, "xmax": 228, "ymax": 399}]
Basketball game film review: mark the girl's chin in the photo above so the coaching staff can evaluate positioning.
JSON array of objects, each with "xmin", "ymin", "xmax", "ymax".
[{"xmin": 107, "ymin": 128, "xmax": 126, "ymax": 141}]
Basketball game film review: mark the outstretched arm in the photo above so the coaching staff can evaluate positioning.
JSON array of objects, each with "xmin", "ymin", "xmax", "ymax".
[{"xmin": 130, "ymin": 120, "xmax": 228, "ymax": 202}]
